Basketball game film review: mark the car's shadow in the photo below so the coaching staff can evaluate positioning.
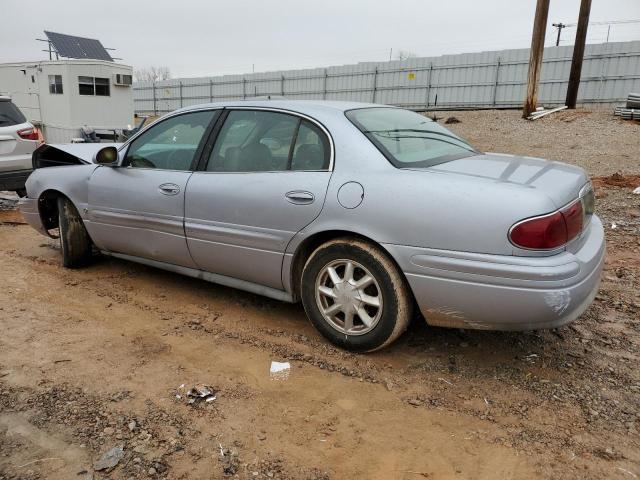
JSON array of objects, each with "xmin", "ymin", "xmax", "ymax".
[{"xmin": 94, "ymin": 254, "xmax": 579, "ymax": 374}]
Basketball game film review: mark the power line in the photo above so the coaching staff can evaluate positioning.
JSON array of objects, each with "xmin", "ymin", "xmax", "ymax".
[{"xmin": 564, "ymin": 18, "xmax": 640, "ymax": 27}]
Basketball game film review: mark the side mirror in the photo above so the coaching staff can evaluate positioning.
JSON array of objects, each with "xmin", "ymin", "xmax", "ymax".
[{"xmin": 94, "ymin": 146, "xmax": 119, "ymax": 166}]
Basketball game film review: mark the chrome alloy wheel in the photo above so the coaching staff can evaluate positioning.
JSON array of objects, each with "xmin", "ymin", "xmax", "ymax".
[{"xmin": 314, "ymin": 259, "xmax": 383, "ymax": 335}]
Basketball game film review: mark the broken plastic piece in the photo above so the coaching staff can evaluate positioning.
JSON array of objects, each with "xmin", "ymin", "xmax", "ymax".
[{"xmin": 178, "ymin": 383, "xmax": 217, "ymax": 405}]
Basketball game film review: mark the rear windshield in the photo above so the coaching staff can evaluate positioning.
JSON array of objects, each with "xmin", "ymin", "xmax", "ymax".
[
  {"xmin": 0, "ymin": 100, "xmax": 27, "ymax": 127},
  {"xmin": 346, "ymin": 107, "xmax": 478, "ymax": 168}
]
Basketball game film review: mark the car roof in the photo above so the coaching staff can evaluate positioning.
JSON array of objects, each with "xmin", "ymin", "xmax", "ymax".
[
  {"xmin": 0, "ymin": 96, "xmax": 12, "ymax": 102},
  {"xmin": 173, "ymin": 99, "xmax": 395, "ymax": 117}
]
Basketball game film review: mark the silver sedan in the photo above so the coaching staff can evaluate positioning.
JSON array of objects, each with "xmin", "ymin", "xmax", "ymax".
[{"xmin": 19, "ymin": 100, "xmax": 605, "ymax": 351}]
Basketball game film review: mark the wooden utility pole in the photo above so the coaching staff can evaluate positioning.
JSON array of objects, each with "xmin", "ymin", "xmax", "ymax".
[
  {"xmin": 566, "ymin": 0, "xmax": 592, "ymax": 109},
  {"xmin": 523, "ymin": 0, "xmax": 551, "ymax": 118}
]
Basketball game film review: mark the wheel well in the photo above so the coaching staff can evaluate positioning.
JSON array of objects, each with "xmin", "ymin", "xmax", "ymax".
[
  {"xmin": 289, "ymin": 230, "xmax": 407, "ymax": 302},
  {"xmin": 37, "ymin": 189, "xmax": 66, "ymax": 232}
]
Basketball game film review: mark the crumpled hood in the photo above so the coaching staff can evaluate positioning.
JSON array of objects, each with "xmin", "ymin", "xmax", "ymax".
[
  {"xmin": 423, "ymin": 152, "xmax": 589, "ymax": 208},
  {"xmin": 33, "ymin": 142, "xmax": 122, "ymax": 168}
]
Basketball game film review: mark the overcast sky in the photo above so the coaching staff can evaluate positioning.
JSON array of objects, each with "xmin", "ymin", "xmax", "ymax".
[{"xmin": 1, "ymin": 0, "xmax": 638, "ymax": 78}]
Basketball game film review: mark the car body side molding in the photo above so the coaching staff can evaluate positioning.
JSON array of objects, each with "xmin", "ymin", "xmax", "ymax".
[{"xmin": 102, "ymin": 251, "xmax": 295, "ymax": 303}]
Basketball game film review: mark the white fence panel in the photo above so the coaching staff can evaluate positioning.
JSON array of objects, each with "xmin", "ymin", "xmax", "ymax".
[{"xmin": 134, "ymin": 41, "xmax": 640, "ymax": 115}]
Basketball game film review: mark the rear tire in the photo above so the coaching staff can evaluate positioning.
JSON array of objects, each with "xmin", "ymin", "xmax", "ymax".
[
  {"xmin": 57, "ymin": 196, "xmax": 92, "ymax": 268},
  {"xmin": 301, "ymin": 237, "xmax": 413, "ymax": 352}
]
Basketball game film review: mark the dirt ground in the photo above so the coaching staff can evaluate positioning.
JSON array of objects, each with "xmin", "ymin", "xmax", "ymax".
[{"xmin": 1, "ymin": 109, "xmax": 639, "ymax": 480}]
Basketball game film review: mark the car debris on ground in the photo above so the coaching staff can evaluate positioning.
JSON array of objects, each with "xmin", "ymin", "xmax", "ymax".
[{"xmin": 174, "ymin": 383, "xmax": 218, "ymax": 405}]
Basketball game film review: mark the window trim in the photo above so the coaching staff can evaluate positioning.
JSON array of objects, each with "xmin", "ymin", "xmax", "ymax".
[
  {"xmin": 199, "ymin": 107, "xmax": 334, "ymax": 174},
  {"xmin": 120, "ymin": 109, "xmax": 221, "ymax": 172}
]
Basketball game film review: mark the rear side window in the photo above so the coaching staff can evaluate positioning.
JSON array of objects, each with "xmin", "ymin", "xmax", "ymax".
[
  {"xmin": 346, "ymin": 107, "xmax": 477, "ymax": 168},
  {"xmin": 207, "ymin": 110, "xmax": 330, "ymax": 172},
  {"xmin": 291, "ymin": 121, "xmax": 330, "ymax": 171},
  {"xmin": 0, "ymin": 100, "xmax": 27, "ymax": 127}
]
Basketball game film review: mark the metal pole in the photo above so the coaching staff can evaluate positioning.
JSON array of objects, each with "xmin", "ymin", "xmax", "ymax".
[
  {"xmin": 371, "ymin": 67, "xmax": 378, "ymax": 103},
  {"xmin": 209, "ymin": 79, "xmax": 213, "ymax": 103},
  {"xmin": 322, "ymin": 69, "xmax": 328, "ymax": 100},
  {"xmin": 152, "ymin": 83, "xmax": 157, "ymax": 116},
  {"xmin": 522, "ymin": 0, "xmax": 550, "ymax": 118},
  {"xmin": 281, "ymin": 74, "xmax": 285, "ymax": 97},
  {"xmin": 179, "ymin": 81, "xmax": 183, "ymax": 108},
  {"xmin": 425, "ymin": 63, "xmax": 433, "ymax": 108},
  {"xmin": 492, "ymin": 57, "xmax": 501, "ymax": 106},
  {"xmin": 552, "ymin": 23, "xmax": 566, "ymax": 46},
  {"xmin": 566, "ymin": 0, "xmax": 592, "ymax": 109},
  {"xmin": 242, "ymin": 77, "xmax": 246, "ymax": 99}
]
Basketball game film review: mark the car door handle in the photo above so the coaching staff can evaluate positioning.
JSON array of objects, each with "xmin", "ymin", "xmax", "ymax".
[
  {"xmin": 285, "ymin": 190, "xmax": 315, "ymax": 205},
  {"xmin": 158, "ymin": 183, "xmax": 180, "ymax": 196}
]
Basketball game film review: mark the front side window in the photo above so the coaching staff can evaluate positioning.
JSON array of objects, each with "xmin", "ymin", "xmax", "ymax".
[
  {"xmin": 49, "ymin": 75, "xmax": 63, "ymax": 94},
  {"xmin": 346, "ymin": 107, "xmax": 478, "ymax": 168},
  {"xmin": 78, "ymin": 76, "xmax": 110, "ymax": 96},
  {"xmin": 207, "ymin": 110, "xmax": 330, "ymax": 172},
  {"xmin": 124, "ymin": 110, "xmax": 218, "ymax": 171}
]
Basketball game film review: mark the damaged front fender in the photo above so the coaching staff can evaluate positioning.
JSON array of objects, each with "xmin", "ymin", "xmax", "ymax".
[{"xmin": 33, "ymin": 143, "xmax": 122, "ymax": 169}]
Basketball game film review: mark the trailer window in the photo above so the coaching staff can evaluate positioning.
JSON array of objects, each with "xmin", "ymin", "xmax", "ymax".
[
  {"xmin": 95, "ymin": 77, "xmax": 110, "ymax": 96},
  {"xmin": 78, "ymin": 76, "xmax": 110, "ymax": 96},
  {"xmin": 49, "ymin": 75, "xmax": 63, "ymax": 94},
  {"xmin": 79, "ymin": 76, "xmax": 94, "ymax": 95}
]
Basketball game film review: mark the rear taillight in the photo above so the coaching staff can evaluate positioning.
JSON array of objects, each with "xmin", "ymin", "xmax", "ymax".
[
  {"xmin": 509, "ymin": 211, "xmax": 568, "ymax": 250},
  {"xmin": 17, "ymin": 127, "xmax": 39, "ymax": 141},
  {"xmin": 509, "ymin": 185, "xmax": 593, "ymax": 251}
]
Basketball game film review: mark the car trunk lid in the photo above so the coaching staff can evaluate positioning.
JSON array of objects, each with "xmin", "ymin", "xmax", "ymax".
[{"xmin": 421, "ymin": 152, "xmax": 589, "ymax": 208}]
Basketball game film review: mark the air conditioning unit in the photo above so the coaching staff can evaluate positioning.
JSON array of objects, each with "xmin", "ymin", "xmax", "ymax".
[{"xmin": 114, "ymin": 74, "xmax": 133, "ymax": 86}]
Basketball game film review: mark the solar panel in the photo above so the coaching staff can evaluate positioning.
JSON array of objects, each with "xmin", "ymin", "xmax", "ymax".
[{"xmin": 44, "ymin": 31, "xmax": 113, "ymax": 62}]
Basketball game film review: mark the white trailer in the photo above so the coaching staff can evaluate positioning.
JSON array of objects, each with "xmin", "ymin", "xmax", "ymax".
[{"xmin": 0, "ymin": 59, "xmax": 134, "ymax": 143}]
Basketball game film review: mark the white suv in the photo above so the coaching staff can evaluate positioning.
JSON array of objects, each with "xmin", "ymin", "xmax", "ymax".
[{"xmin": 0, "ymin": 96, "xmax": 39, "ymax": 196}]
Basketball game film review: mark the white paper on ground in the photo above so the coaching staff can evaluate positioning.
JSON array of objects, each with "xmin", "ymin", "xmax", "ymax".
[{"xmin": 270, "ymin": 361, "xmax": 291, "ymax": 380}]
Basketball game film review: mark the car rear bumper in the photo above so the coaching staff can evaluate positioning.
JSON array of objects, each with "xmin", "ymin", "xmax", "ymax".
[
  {"xmin": 384, "ymin": 215, "xmax": 605, "ymax": 330},
  {"xmin": 0, "ymin": 168, "xmax": 31, "ymax": 191}
]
